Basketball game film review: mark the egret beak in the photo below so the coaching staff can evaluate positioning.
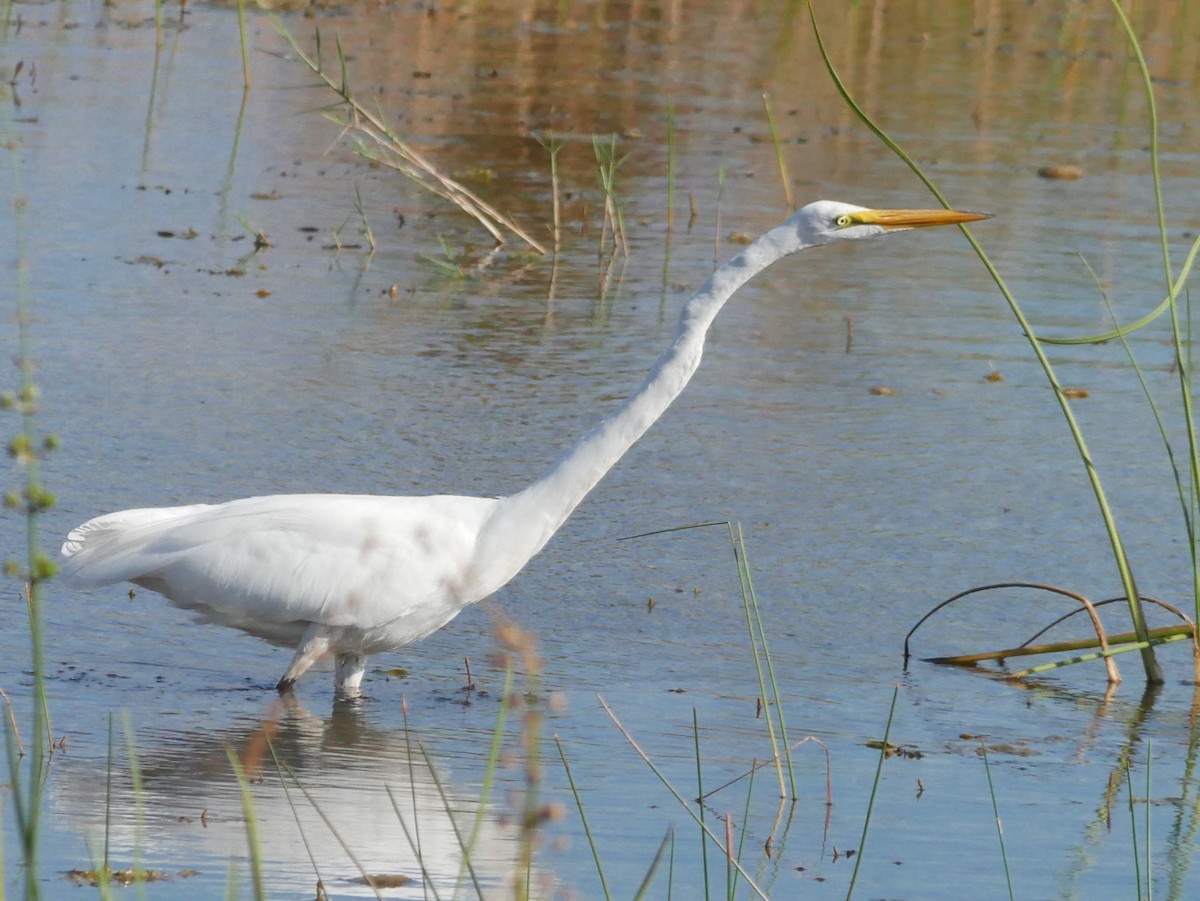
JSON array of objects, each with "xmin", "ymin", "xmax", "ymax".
[{"xmin": 852, "ymin": 208, "xmax": 992, "ymax": 229}]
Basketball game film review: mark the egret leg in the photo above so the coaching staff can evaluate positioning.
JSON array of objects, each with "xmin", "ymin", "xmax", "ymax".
[
  {"xmin": 335, "ymin": 653, "xmax": 367, "ymax": 696},
  {"xmin": 277, "ymin": 622, "xmax": 333, "ymax": 691}
]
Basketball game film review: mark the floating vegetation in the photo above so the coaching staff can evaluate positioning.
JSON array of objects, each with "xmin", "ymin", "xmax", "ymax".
[{"xmin": 66, "ymin": 866, "xmax": 199, "ymax": 886}]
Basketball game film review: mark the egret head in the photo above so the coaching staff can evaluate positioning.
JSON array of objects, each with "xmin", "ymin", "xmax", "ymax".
[{"xmin": 785, "ymin": 200, "xmax": 991, "ymax": 248}]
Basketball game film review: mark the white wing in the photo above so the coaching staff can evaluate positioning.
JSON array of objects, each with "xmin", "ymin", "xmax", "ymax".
[{"xmin": 60, "ymin": 493, "xmax": 500, "ymax": 646}]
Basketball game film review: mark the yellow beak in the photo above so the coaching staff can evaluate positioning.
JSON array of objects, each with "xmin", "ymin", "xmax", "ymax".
[{"xmin": 852, "ymin": 208, "xmax": 992, "ymax": 229}]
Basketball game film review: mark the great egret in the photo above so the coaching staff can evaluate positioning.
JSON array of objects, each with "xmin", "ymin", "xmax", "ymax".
[{"xmin": 61, "ymin": 200, "xmax": 988, "ymax": 696}]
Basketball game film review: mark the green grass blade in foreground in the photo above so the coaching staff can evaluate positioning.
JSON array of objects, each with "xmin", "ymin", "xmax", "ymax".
[
  {"xmin": 265, "ymin": 738, "xmax": 331, "ymax": 892},
  {"xmin": 631, "ymin": 829, "xmax": 674, "ymax": 901},
  {"xmin": 728, "ymin": 523, "xmax": 795, "ymax": 798},
  {"xmin": 1080, "ymin": 256, "xmax": 1200, "ymax": 620},
  {"xmin": 845, "ymin": 685, "xmax": 899, "ymax": 900},
  {"xmin": 1126, "ymin": 762, "xmax": 1144, "ymax": 898},
  {"xmin": 810, "ymin": 1, "xmax": 1161, "ymax": 684},
  {"xmin": 383, "ymin": 783, "xmax": 446, "ymax": 901},
  {"xmin": 418, "ymin": 742, "xmax": 487, "ymax": 900},
  {"xmin": 979, "ymin": 741, "xmax": 1016, "ymax": 901},
  {"xmin": 598, "ymin": 695, "xmax": 771, "ymax": 901},
  {"xmin": 268, "ymin": 754, "xmax": 387, "ymax": 901},
  {"xmin": 554, "ymin": 735, "xmax": 611, "ymax": 901},
  {"xmin": 762, "ymin": 93, "xmax": 792, "ymax": 211},
  {"xmin": 463, "ymin": 662, "xmax": 514, "ymax": 879},
  {"xmin": 225, "ymin": 750, "xmax": 267, "ymax": 901},
  {"xmin": 1035, "ymin": 235, "xmax": 1200, "ymax": 346},
  {"xmin": 1108, "ymin": 0, "xmax": 1200, "ymax": 627},
  {"xmin": 693, "ymin": 709, "xmax": 711, "ymax": 901}
]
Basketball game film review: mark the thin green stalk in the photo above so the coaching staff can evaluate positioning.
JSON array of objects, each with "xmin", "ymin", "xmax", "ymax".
[
  {"xmin": 666, "ymin": 95, "xmax": 676, "ymax": 232},
  {"xmin": 599, "ymin": 695, "xmax": 770, "ymax": 901},
  {"xmin": 1009, "ymin": 631, "xmax": 1189, "ymax": 679},
  {"xmin": 1108, "ymin": 0, "xmax": 1200, "ymax": 630},
  {"xmin": 728, "ymin": 523, "xmax": 794, "ymax": 798},
  {"xmin": 5, "ymin": 55, "xmax": 56, "ymax": 896},
  {"xmin": 811, "ymin": 2, "xmax": 1162, "ymax": 683},
  {"xmin": 104, "ymin": 716, "xmax": 114, "ymax": 876},
  {"xmin": 533, "ymin": 132, "xmax": 565, "ymax": 253},
  {"xmin": 1145, "ymin": 740, "xmax": 1152, "ymax": 901},
  {"xmin": 264, "ymin": 740, "xmax": 330, "ymax": 893},
  {"xmin": 846, "ymin": 685, "xmax": 900, "ymax": 900},
  {"xmin": 712, "ymin": 167, "xmax": 726, "ymax": 269},
  {"xmin": 979, "ymin": 741, "xmax": 1015, "ymax": 901},
  {"xmin": 384, "ymin": 783, "xmax": 445, "ymax": 901},
  {"xmin": 693, "ymin": 709, "xmax": 711, "ymax": 901},
  {"xmin": 554, "ymin": 735, "xmax": 610, "ymax": 901},
  {"xmin": 630, "ymin": 829, "xmax": 674, "ymax": 901},
  {"xmin": 730, "ymin": 765, "xmax": 756, "ymax": 901},
  {"xmin": 225, "ymin": 751, "xmax": 266, "ymax": 901},
  {"xmin": 762, "ymin": 93, "xmax": 792, "ymax": 211},
  {"xmin": 236, "ymin": 0, "xmax": 250, "ymax": 90},
  {"xmin": 419, "ymin": 744, "xmax": 485, "ymax": 900},
  {"xmin": 1035, "ymin": 235, "xmax": 1200, "ymax": 346},
  {"xmin": 1081, "ymin": 256, "xmax": 1194, "ymax": 540},
  {"xmin": 1127, "ymin": 762, "xmax": 1143, "ymax": 898},
  {"xmin": 464, "ymin": 662, "xmax": 514, "ymax": 873}
]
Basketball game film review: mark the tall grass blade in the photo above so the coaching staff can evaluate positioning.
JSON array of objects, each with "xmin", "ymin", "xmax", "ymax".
[
  {"xmin": 665, "ymin": 96, "xmax": 676, "ymax": 232},
  {"xmin": 5, "ymin": 63, "xmax": 57, "ymax": 896},
  {"xmin": 264, "ymin": 739, "xmax": 331, "ymax": 894},
  {"xmin": 761, "ymin": 93, "xmax": 792, "ymax": 211},
  {"xmin": 267, "ymin": 752, "xmax": 387, "ymax": 901},
  {"xmin": 979, "ymin": 741, "xmax": 1015, "ymax": 900},
  {"xmin": 727, "ymin": 523, "xmax": 794, "ymax": 798},
  {"xmin": 631, "ymin": 829, "xmax": 674, "ymax": 901},
  {"xmin": 809, "ymin": 1, "xmax": 1162, "ymax": 683},
  {"xmin": 1036, "ymin": 235, "xmax": 1200, "ymax": 346},
  {"xmin": 554, "ymin": 735, "xmax": 611, "ymax": 900},
  {"xmin": 236, "ymin": 0, "xmax": 250, "ymax": 89},
  {"xmin": 1127, "ymin": 762, "xmax": 1143, "ymax": 899},
  {"xmin": 598, "ymin": 695, "xmax": 771, "ymax": 901},
  {"xmin": 846, "ymin": 685, "xmax": 900, "ymax": 899},
  {"xmin": 692, "ymin": 709, "xmax": 711, "ymax": 901},
  {"xmin": 225, "ymin": 749, "xmax": 267, "ymax": 901},
  {"xmin": 417, "ymin": 744, "xmax": 485, "ymax": 900},
  {"xmin": 383, "ymin": 784, "xmax": 445, "ymax": 901}
]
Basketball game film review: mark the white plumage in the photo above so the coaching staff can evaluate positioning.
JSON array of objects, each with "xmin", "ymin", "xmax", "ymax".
[{"xmin": 61, "ymin": 201, "xmax": 988, "ymax": 696}]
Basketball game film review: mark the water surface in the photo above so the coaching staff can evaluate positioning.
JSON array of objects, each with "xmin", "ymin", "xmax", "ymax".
[{"xmin": 4, "ymin": 1, "xmax": 1200, "ymax": 898}]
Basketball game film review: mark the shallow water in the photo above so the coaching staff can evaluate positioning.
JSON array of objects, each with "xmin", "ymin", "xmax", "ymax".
[{"xmin": 4, "ymin": 0, "xmax": 1200, "ymax": 897}]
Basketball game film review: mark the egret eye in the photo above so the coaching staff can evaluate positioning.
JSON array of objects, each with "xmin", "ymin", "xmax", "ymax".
[{"xmin": 834, "ymin": 214, "xmax": 852, "ymax": 228}]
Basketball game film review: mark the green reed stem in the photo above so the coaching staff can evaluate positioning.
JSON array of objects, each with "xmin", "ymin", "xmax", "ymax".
[
  {"xmin": 599, "ymin": 695, "xmax": 770, "ymax": 900},
  {"xmin": 810, "ymin": 1, "xmax": 1162, "ymax": 683},
  {"xmin": 1126, "ymin": 762, "xmax": 1143, "ymax": 898},
  {"xmin": 762, "ymin": 93, "xmax": 792, "ymax": 211},
  {"xmin": 693, "ymin": 708, "xmax": 711, "ymax": 901},
  {"xmin": 631, "ymin": 829, "xmax": 674, "ymax": 901},
  {"xmin": 980, "ymin": 740, "xmax": 1015, "ymax": 900},
  {"xmin": 1109, "ymin": 0, "xmax": 1200, "ymax": 628},
  {"xmin": 846, "ymin": 685, "xmax": 899, "ymax": 899},
  {"xmin": 727, "ymin": 523, "xmax": 795, "ymax": 798},
  {"xmin": 555, "ymin": 735, "xmax": 611, "ymax": 901}
]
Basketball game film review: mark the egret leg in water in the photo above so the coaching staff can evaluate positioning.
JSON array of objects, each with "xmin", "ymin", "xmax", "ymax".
[{"xmin": 60, "ymin": 201, "xmax": 990, "ymax": 697}]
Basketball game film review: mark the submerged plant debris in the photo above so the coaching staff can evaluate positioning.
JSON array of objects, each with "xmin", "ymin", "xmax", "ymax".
[{"xmin": 66, "ymin": 867, "xmax": 200, "ymax": 886}]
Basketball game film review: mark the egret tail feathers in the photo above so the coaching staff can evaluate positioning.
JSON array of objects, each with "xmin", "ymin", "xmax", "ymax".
[{"xmin": 59, "ymin": 504, "xmax": 215, "ymax": 586}]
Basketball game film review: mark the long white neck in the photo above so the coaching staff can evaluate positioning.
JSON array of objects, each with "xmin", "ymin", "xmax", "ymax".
[{"xmin": 471, "ymin": 221, "xmax": 811, "ymax": 582}]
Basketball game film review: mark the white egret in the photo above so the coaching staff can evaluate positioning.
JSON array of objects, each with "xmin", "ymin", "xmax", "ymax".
[{"xmin": 61, "ymin": 201, "xmax": 988, "ymax": 696}]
